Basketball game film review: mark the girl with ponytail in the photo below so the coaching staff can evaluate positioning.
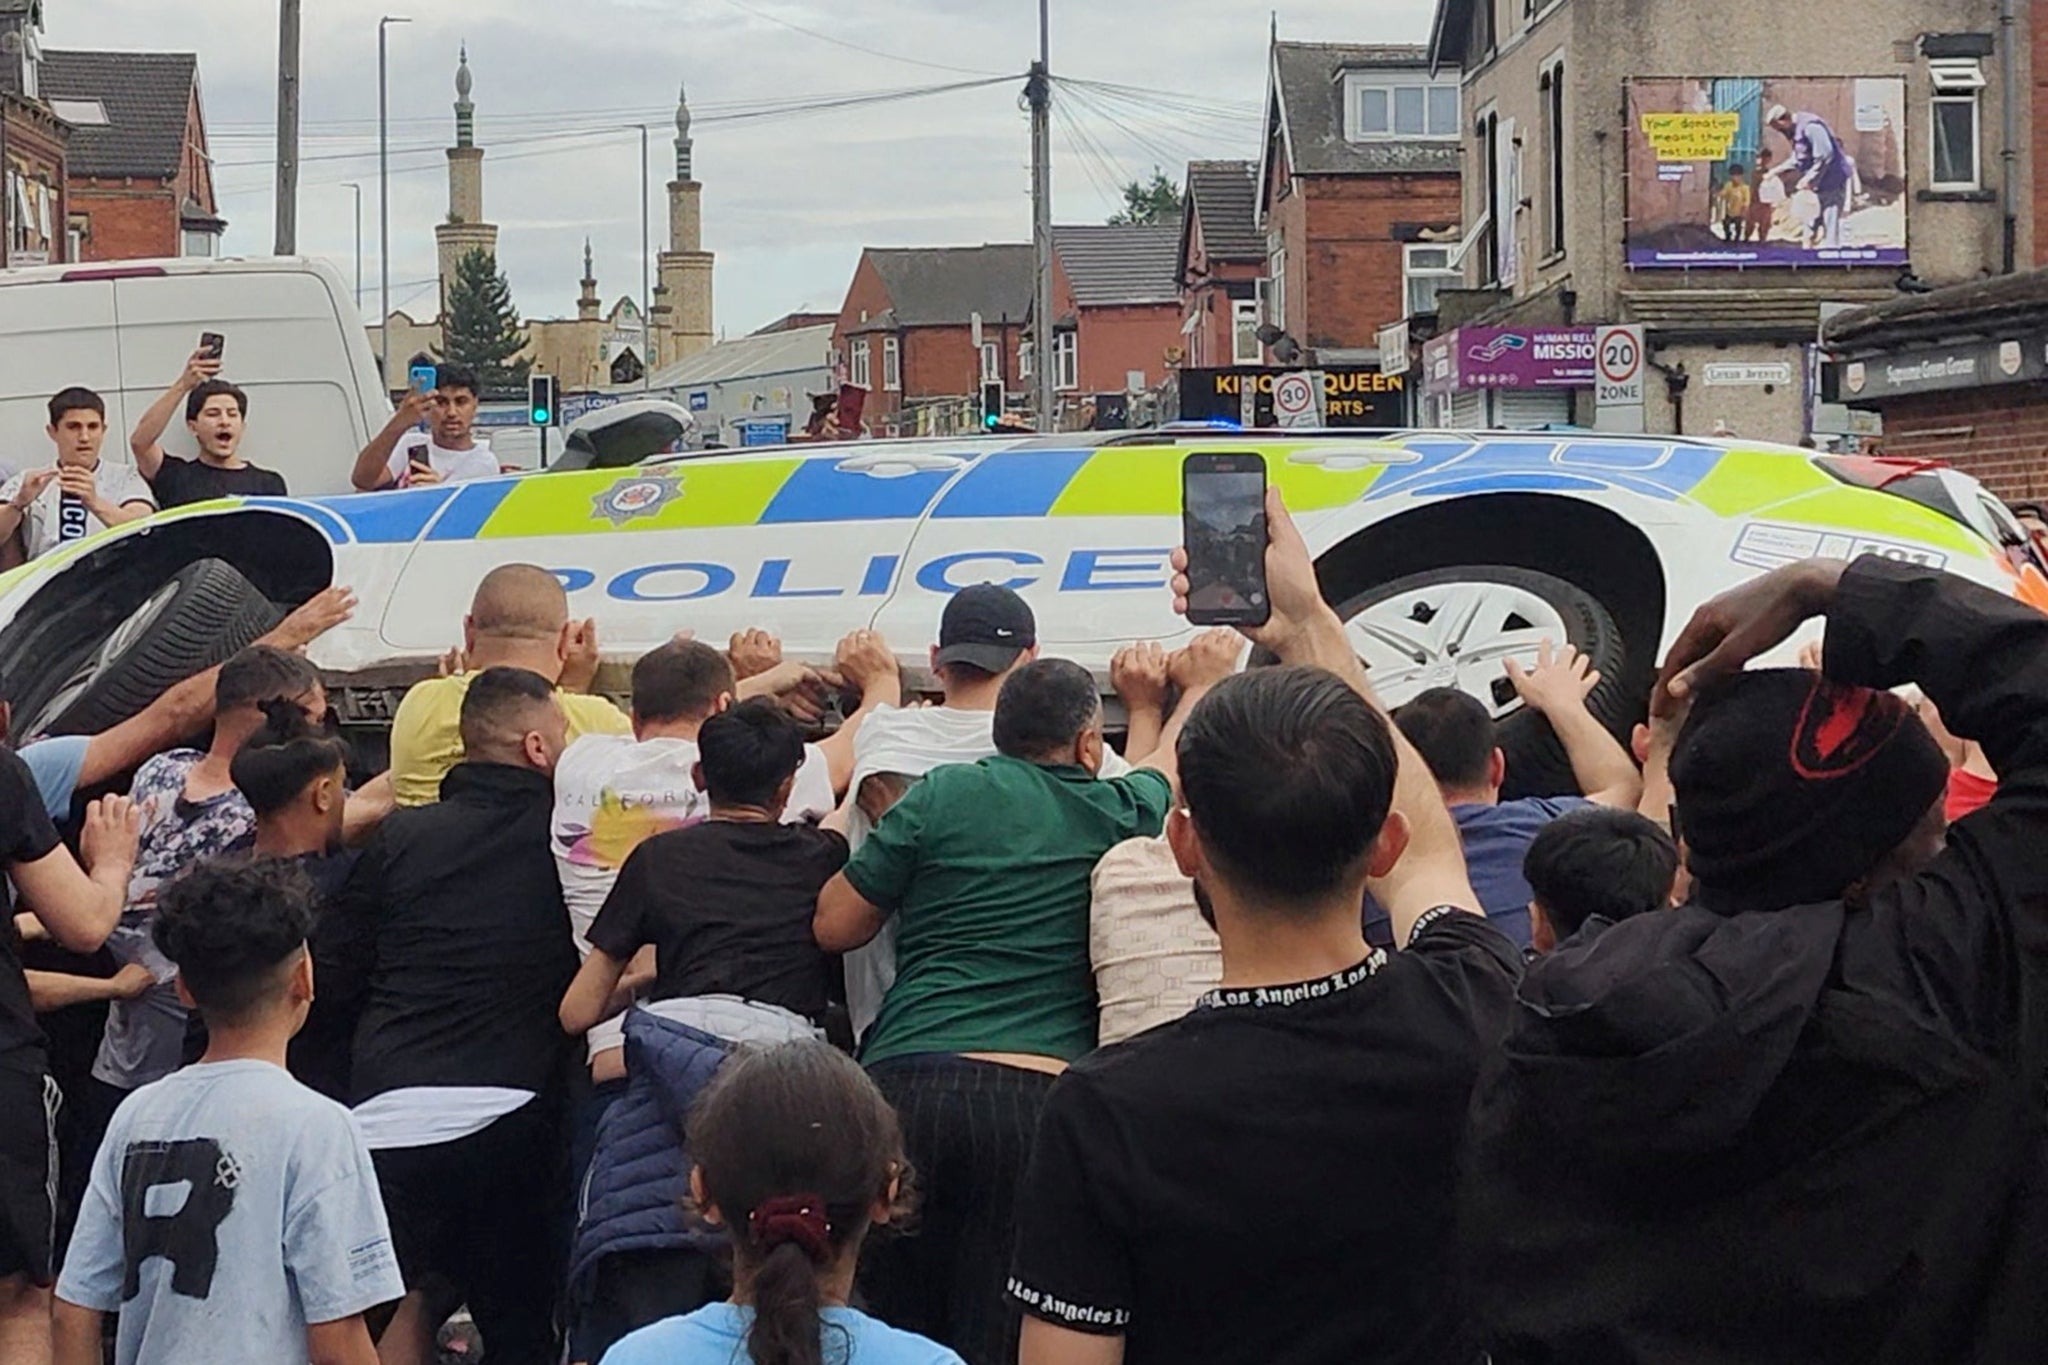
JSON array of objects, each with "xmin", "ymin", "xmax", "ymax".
[{"xmin": 600, "ymin": 1041, "xmax": 961, "ymax": 1365}]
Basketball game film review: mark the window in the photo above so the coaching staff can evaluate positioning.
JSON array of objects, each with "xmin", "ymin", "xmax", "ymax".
[
  {"xmin": 850, "ymin": 337, "xmax": 871, "ymax": 389},
  {"xmin": 1540, "ymin": 61, "xmax": 1566, "ymax": 256},
  {"xmin": 1019, "ymin": 339, "xmax": 1034, "ymax": 379},
  {"xmin": 1232, "ymin": 299, "xmax": 1263, "ymax": 364},
  {"xmin": 1932, "ymin": 94, "xmax": 1980, "ymax": 190},
  {"xmin": 1266, "ymin": 241, "xmax": 1288, "ymax": 331},
  {"xmin": 980, "ymin": 341, "xmax": 1000, "ymax": 383},
  {"xmin": 181, "ymin": 229, "xmax": 217, "ymax": 259},
  {"xmin": 1053, "ymin": 331, "xmax": 1078, "ymax": 391},
  {"xmin": 882, "ymin": 336, "xmax": 901, "ymax": 391},
  {"xmin": 1473, "ymin": 0, "xmax": 1496, "ymax": 57},
  {"xmin": 1930, "ymin": 60, "xmax": 1984, "ymax": 192},
  {"xmin": 1403, "ymin": 245, "xmax": 1459, "ymax": 317},
  {"xmin": 1349, "ymin": 76, "xmax": 1460, "ymax": 141},
  {"xmin": 1477, "ymin": 109, "xmax": 1502, "ymax": 285}
]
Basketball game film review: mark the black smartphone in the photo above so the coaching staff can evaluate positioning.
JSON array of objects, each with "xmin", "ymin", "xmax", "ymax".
[
  {"xmin": 198, "ymin": 331, "xmax": 225, "ymax": 361},
  {"xmin": 1181, "ymin": 453, "xmax": 1270, "ymax": 627}
]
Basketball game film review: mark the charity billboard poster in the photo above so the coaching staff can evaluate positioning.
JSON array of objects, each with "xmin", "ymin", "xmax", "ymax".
[{"xmin": 1626, "ymin": 77, "xmax": 1908, "ymax": 269}]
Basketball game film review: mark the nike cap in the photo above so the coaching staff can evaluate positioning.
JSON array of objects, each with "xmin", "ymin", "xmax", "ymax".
[{"xmin": 935, "ymin": 583, "xmax": 1036, "ymax": 675}]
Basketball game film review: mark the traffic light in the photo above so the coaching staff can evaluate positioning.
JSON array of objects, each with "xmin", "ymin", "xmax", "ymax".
[
  {"xmin": 528, "ymin": 374, "xmax": 559, "ymax": 427},
  {"xmin": 980, "ymin": 381, "xmax": 1005, "ymax": 430}
]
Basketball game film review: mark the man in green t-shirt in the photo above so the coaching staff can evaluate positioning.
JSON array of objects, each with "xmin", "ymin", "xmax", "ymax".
[{"xmin": 816, "ymin": 645, "xmax": 1234, "ymax": 1364}]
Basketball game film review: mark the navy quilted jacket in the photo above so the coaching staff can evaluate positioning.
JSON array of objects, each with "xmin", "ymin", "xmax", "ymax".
[{"xmin": 568, "ymin": 1009, "xmax": 730, "ymax": 1298}]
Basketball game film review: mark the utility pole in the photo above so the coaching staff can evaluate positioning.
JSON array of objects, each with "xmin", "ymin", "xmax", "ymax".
[
  {"xmin": 378, "ymin": 15, "xmax": 410, "ymax": 384},
  {"xmin": 274, "ymin": 0, "xmax": 301, "ymax": 253},
  {"xmin": 1028, "ymin": 0, "xmax": 1054, "ymax": 433}
]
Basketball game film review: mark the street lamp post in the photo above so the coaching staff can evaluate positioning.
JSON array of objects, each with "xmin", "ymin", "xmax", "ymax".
[
  {"xmin": 340, "ymin": 183, "xmax": 363, "ymax": 308},
  {"xmin": 378, "ymin": 15, "xmax": 411, "ymax": 385},
  {"xmin": 638, "ymin": 123, "xmax": 651, "ymax": 392}
]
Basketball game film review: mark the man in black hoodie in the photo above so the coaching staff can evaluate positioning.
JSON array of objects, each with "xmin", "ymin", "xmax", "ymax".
[
  {"xmin": 1463, "ymin": 554, "xmax": 2048, "ymax": 1365},
  {"xmin": 323, "ymin": 667, "xmax": 577, "ymax": 1365}
]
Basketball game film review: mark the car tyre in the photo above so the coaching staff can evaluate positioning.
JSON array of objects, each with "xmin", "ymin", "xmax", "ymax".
[
  {"xmin": 1331, "ymin": 565, "xmax": 1631, "ymax": 801},
  {"xmin": 35, "ymin": 558, "xmax": 283, "ymax": 738}
]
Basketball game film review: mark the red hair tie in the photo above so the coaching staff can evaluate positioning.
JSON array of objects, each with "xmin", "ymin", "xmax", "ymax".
[{"xmin": 749, "ymin": 1194, "xmax": 833, "ymax": 1263}]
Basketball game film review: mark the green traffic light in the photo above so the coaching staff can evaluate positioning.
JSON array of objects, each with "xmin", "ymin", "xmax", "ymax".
[{"xmin": 534, "ymin": 409, "xmax": 550, "ymax": 422}]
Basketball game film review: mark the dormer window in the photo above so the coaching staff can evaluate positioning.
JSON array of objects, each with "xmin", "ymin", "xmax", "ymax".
[{"xmin": 1345, "ymin": 73, "xmax": 1459, "ymax": 142}]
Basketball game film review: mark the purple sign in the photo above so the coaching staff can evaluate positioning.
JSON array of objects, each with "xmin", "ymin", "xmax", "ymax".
[{"xmin": 1422, "ymin": 326, "xmax": 1598, "ymax": 397}]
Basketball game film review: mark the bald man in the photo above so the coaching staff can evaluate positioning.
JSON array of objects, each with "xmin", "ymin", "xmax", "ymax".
[{"xmin": 387, "ymin": 564, "xmax": 631, "ymax": 806}]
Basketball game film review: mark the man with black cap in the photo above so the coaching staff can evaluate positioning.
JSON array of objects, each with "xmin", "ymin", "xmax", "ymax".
[
  {"xmin": 838, "ymin": 584, "xmax": 1138, "ymax": 1039},
  {"xmin": 1463, "ymin": 554, "xmax": 2048, "ymax": 1365}
]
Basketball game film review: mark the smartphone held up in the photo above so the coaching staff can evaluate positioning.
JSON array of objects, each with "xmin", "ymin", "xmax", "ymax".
[
  {"xmin": 1181, "ymin": 453, "xmax": 1271, "ymax": 628},
  {"xmin": 198, "ymin": 331, "xmax": 225, "ymax": 361}
]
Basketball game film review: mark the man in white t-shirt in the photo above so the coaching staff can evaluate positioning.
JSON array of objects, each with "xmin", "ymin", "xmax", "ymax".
[
  {"xmin": 551, "ymin": 629, "xmax": 900, "ymax": 1085},
  {"xmin": 350, "ymin": 362, "xmax": 500, "ymax": 491},
  {"xmin": 0, "ymin": 387, "xmax": 154, "ymax": 561}
]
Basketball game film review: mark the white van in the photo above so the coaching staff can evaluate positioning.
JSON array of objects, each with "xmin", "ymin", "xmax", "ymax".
[{"xmin": 0, "ymin": 256, "xmax": 392, "ymax": 497}]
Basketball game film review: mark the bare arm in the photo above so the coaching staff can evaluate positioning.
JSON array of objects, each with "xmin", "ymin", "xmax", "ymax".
[
  {"xmin": 815, "ymin": 873, "xmax": 886, "ymax": 953},
  {"xmin": 130, "ymin": 352, "xmax": 218, "ymax": 478},
  {"xmin": 1169, "ymin": 490, "xmax": 1478, "ymax": 946},
  {"xmin": 352, "ymin": 390, "xmax": 431, "ymax": 491},
  {"xmin": 13, "ymin": 797, "xmax": 140, "ymax": 954},
  {"xmin": 1020, "ymin": 1318, "xmax": 1125, "ymax": 1365},
  {"xmin": 73, "ymin": 587, "xmax": 358, "ymax": 782},
  {"xmin": 52, "ymin": 1299, "xmax": 103, "ymax": 1365},
  {"xmin": 27, "ymin": 963, "xmax": 153, "ymax": 1013},
  {"xmin": 306, "ymin": 1315, "xmax": 381, "ymax": 1365},
  {"xmin": 342, "ymin": 772, "xmax": 394, "ymax": 848},
  {"xmin": 559, "ymin": 946, "xmax": 632, "ymax": 1036},
  {"xmin": 1506, "ymin": 641, "xmax": 1642, "ymax": 808},
  {"xmin": 814, "ymin": 629, "xmax": 902, "ymax": 796},
  {"xmin": 1110, "ymin": 643, "xmax": 1170, "ymax": 765},
  {"xmin": 0, "ymin": 469, "xmax": 55, "ymax": 548}
]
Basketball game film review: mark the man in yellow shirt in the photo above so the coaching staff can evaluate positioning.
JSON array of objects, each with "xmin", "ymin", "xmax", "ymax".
[{"xmin": 388, "ymin": 564, "xmax": 630, "ymax": 806}]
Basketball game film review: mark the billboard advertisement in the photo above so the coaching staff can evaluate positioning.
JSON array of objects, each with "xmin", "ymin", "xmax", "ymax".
[
  {"xmin": 1176, "ymin": 367, "xmax": 1406, "ymax": 427},
  {"xmin": 1626, "ymin": 77, "xmax": 1908, "ymax": 269}
]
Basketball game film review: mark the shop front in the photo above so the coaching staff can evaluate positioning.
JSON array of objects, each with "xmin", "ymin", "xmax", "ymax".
[{"xmin": 1174, "ymin": 366, "xmax": 1408, "ymax": 428}]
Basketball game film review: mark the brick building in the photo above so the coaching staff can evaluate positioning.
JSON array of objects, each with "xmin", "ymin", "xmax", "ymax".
[
  {"xmin": 1177, "ymin": 159, "xmax": 1266, "ymax": 369},
  {"xmin": 1047, "ymin": 224, "xmax": 1183, "ymax": 421},
  {"xmin": 1822, "ymin": 271, "xmax": 2048, "ymax": 501},
  {"xmin": 832, "ymin": 244, "xmax": 1033, "ymax": 437},
  {"xmin": 0, "ymin": 0, "xmax": 67, "ymax": 267},
  {"xmin": 1257, "ymin": 42, "xmax": 1464, "ymax": 365},
  {"xmin": 1428, "ymin": 0, "xmax": 2022, "ymax": 435},
  {"xmin": 39, "ymin": 49, "xmax": 222, "ymax": 262}
]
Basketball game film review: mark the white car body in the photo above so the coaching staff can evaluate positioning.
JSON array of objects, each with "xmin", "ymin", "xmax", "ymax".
[{"xmin": 0, "ymin": 430, "xmax": 2038, "ymax": 759}]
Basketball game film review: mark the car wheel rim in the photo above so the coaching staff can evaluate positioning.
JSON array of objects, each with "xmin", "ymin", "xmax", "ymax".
[
  {"xmin": 26, "ymin": 580, "xmax": 182, "ymax": 735},
  {"xmin": 1342, "ymin": 580, "xmax": 1570, "ymax": 716}
]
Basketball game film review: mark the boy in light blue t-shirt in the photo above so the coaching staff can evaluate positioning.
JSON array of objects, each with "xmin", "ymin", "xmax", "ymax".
[{"xmin": 53, "ymin": 857, "xmax": 403, "ymax": 1365}]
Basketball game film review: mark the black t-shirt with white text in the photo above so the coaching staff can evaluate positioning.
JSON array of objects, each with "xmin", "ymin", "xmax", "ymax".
[
  {"xmin": 588, "ymin": 820, "xmax": 849, "ymax": 1023},
  {"xmin": 0, "ymin": 749, "xmax": 67, "ymax": 1072},
  {"xmin": 149, "ymin": 457, "xmax": 288, "ymax": 508},
  {"xmin": 1008, "ymin": 910, "xmax": 1520, "ymax": 1365}
]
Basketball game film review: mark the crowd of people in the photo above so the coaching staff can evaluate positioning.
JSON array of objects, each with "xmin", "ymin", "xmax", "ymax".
[
  {"xmin": 0, "ymin": 476, "xmax": 2042, "ymax": 1365},
  {"xmin": 0, "ymin": 365, "xmax": 503, "ymax": 566}
]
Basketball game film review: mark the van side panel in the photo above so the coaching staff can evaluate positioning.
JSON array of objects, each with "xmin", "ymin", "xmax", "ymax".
[
  {"xmin": 111, "ymin": 269, "xmax": 371, "ymax": 495},
  {"xmin": 0, "ymin": 280, "xmax": 121, "ymax": 464}
]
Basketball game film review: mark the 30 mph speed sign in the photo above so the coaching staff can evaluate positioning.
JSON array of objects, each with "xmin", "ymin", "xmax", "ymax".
[
  {"xmin": 1273, "ymin": 370, "xmax": 1322, "ymax": 428},
  {"xmin": 1594, "ymin": 324, "xmax": 1646, "ymax": 433}
]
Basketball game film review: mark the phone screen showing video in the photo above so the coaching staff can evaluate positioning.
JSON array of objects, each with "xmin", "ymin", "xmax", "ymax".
[{"xmin": 1182, "ymin": 456, "xmax": 1270, "ymax": 627}]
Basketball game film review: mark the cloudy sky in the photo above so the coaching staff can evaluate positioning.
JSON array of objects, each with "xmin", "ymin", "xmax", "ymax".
[{"xmin": 47, "ymin": 0, "xmax": 1435, "ymax": 336}]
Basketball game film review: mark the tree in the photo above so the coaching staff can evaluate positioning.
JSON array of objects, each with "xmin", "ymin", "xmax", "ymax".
[
  {"xmin": 441, "ymin": 248, "xmax": 530, "ymax": 397},
  {"xmin": 1108, "ymin": 169, "xmax": 1184, "ymax": 227}
]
